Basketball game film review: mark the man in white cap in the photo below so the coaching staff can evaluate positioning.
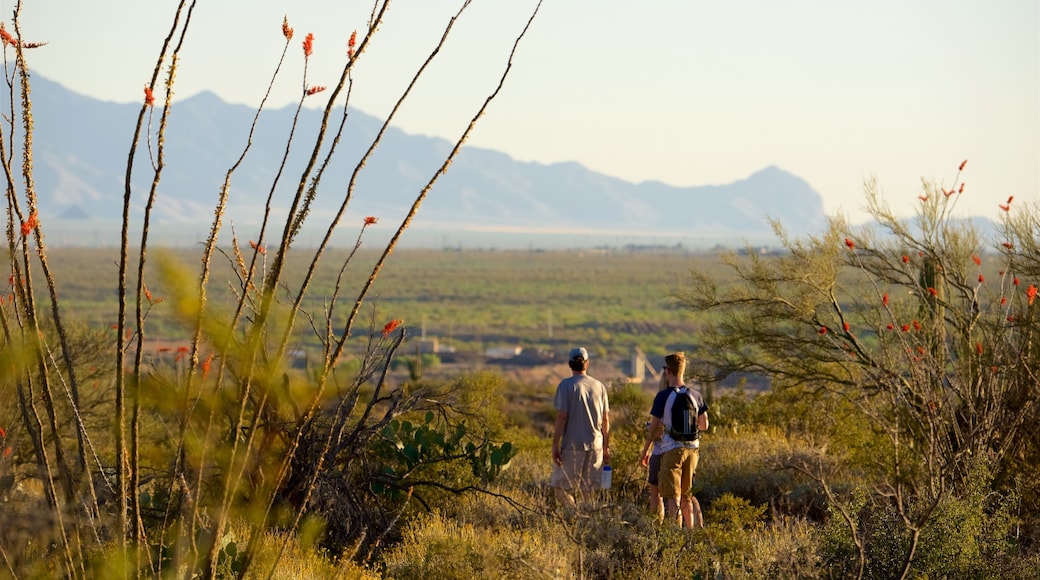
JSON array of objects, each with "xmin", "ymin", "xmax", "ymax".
[{"xmin": 551, "ymin": 347, "xmax": 610, "ymax": 508}]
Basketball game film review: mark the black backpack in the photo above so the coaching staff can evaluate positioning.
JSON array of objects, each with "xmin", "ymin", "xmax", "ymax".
[{"xmin": 667, "ymin": 387, "xmax": 699, "ymax": 442}]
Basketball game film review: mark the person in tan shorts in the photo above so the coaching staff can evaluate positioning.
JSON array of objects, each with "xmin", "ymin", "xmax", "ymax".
[{"xmin": 642, "ymin": 352, "xmax": 707, "ymax": 527}]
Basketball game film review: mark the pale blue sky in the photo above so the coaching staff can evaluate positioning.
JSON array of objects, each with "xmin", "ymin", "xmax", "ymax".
[{"xmin": 12, "ymin": 0, "xmax": 1040, "ymax": 222}]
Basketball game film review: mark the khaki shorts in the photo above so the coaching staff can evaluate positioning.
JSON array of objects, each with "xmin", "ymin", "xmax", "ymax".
[
  {"xmin": 658, "ymin": 446, "xmax": 699, "ymax": 500},
  {"xmin": 551, "ymin": 446, "xmax": 602, "ymax": 492}
]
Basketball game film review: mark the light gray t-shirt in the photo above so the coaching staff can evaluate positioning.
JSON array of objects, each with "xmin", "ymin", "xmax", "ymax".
[{"xmin": 554, "ymin": 373, "xmax": 609, "ymax": 451}]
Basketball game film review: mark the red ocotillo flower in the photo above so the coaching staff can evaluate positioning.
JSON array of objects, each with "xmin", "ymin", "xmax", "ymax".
[
  {"xmin": 1003, "ymin": 242, "xmax": 1014, "ymax": 250},
  {"xmin": 882, "ymin": 293, "xmax": 889, "ymax": 306},
  {"xmin": 901, "ymin": 324, "xmax": 910, "ymax": 332},
  {"xmin": 844, "ymin": 237, "xmax": 855, "ymax": 250},
  {"xmin": 305, "ymin": 85, "xmax": 326, "ymax": 96},
  {"xmin": 843, "ymin": 322, "xmax": 850, "ymax": 333},
  {"xmin": 1028, "ymin": 284, "xmax": 1038, "ymax": 306},
  {"xmin": 0, "ymin": 426, "xmax": 6, "ymax": 438},
  {"xmin": 902, "ymin": 255, "xmax": 910, "ymax": 264},
  {"xmin": 886, "ymin": 324, "xmax": 894, "ymax": 330},
  {"xmin": 202, "ymin": 353, "xmax": 214, "ymax": 378},
  {"xmin": 282, "ymin": 16, "xmax": 294, "ymax": 41},
  {"xmin": 912, "ymin": 320, "xmax": 922, "ymax": 331},
  {"xmin": 348, "ymin": 30, "xmax": 357, "ymax": 58},
  {"xmin": 0, "ymin": 23, "xmax": 16, "ymax": 47},
  {"xmin": 927, "ymin": 287, "xmax": 938, "ymax": 297},
  {"xmin": 958, "ymin": 183, "xmax": 965, "ymax": 194},
  {"xmin": 978, "ymin": 274, "xmax": 985, "ymax": 283},
  {"xmin": 364, "ymin": 216, "xmax": 378, "ymax": 225},
  {"xmin": 143, "ymin": 85, "xmax": 155, "ymax": 107},
  {"xmin": 303, "ymin": 32, "xmax": 314, "ymax": 57},
  {"xmin": 976, "ymin": 343, "xmax": 983, "ymax": 355},
  {"xmin": 972, "ymin": 255, "xmax": 981, "ymax": 266},
  {"xmin": 20, "ymin": 212, "xmax": 38, "ymax": 237},
  {"xmin": 959, "ymin": 159, "xmax": 967, "ymax": 171},
  {"xmin": 1014, "ymin": 277, "xmax": 1021, "ymax": 286},
  {"xmin": 382, "ymin": 319, "xmax": 402, "ymax": 337},
  {"xmin": 918, "ymin": 194, "xmax": 928, "ymax": 202},
  {"xmin": 817, "ymin": 327, "xmax": 827, "ymax": 335}
]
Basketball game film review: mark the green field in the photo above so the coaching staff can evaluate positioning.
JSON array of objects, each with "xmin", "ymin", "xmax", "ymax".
[{"xmin": 39, "ymin": 245, "xmax": 731, "ymax": 362}]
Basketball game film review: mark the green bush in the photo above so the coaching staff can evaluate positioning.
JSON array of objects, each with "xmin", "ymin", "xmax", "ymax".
[{"xmin": 816, "ymin": 456, "xmax": 1030, "ymax": 579}]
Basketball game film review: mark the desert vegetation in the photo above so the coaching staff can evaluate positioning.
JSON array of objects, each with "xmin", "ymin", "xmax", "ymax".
[{"xmin": 1, "ymin": 1, "xmax": 1039, "ymax": 579}]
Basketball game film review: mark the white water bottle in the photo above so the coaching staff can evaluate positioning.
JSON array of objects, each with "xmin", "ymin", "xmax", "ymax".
[{"xmin": 601, "ymin": 465, "xmax": 613, "ymax": 489}]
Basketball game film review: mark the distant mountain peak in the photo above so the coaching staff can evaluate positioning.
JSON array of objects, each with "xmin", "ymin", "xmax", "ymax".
[
  {"xmin": 181, "ymin": 89, "xmax": 225, "ymax": 105},
  {"xmin": 746, "ymin": 165, "xmax": 803, "ymax": 184}
]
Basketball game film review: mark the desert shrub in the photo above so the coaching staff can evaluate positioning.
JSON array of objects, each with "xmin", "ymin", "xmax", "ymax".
[
  {"xmin": 295, "ymin": 371, "xmax": 518, "ymax": 559},
  {"xmin": 811, "ymin": 481, "xmax": 867, "ymax": 579},
  {"xmin": 695, "ymin": 429, "xmax": 827, "ymax": 521},
  {"xmin": 244, "ymin": 529, "xmax": 379, "ymax": 580},
  {"xmin": 577, "ymin": 493, "xmax": 821, "ymax": 580},
  {"xmin": 578, "ymin": 504, "xmax": 696, "ymax": 580},
  {"xmin": 380, "ymin": 510, "xmax": 571, "ymax": 579},
  {"xmin": 701, "ymin": 495, "xmax": 822, "ymax": 580},
  {"xmin": 895, "ymin": 458, "xmax": 1022, "ymax": 579},
  {"xmin": 745, "ymin": 518, "xmax": 821, "ymax": 579},
  {"xmin": 710, "ymin": 384, "xmax": 877, "ymax": 460},
  {"xmin": 816, "ymin": 456, "xmax": 1029, "ymax": 579}
]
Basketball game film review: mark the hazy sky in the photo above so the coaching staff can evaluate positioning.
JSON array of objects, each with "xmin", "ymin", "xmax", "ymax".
[{"xmin": 11, "ymin": 0, "xmax": 1040, "ymax": 223}]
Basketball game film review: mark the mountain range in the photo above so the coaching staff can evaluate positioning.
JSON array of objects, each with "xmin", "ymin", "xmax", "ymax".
[{"xmin": 16, "ymin": 72, "xmax": 829, "ymax": 248}]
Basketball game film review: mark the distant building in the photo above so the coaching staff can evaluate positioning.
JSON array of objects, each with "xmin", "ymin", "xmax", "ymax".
[{"xmin": 485, "ymin": 345, "xmax": 523, "ymax": 359}]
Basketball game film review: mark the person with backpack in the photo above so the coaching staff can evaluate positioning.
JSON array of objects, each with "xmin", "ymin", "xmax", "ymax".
[{"xmin": 642, "ymin": 351, "xmax": 707, "ymax": 527}]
